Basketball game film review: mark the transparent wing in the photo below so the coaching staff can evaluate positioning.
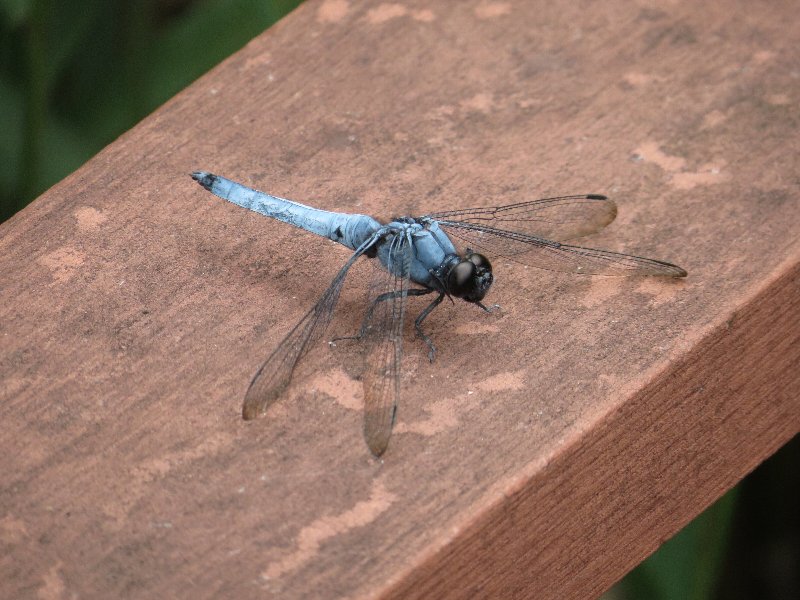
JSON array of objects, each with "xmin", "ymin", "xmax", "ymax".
[
  {"xmin": 423, "ymin": 194, "xmax": 617, "ymax": 241},
  {"xmin": 361, "ymin": 233, "xmax": 412, "ymax": 456},
  {"xmin": 436, "ymin": 221, "xmax": 687, "ymax": 277},
  {"xmin": 242, "ymin": 237, "xmax": 377, "ymax": 420}
]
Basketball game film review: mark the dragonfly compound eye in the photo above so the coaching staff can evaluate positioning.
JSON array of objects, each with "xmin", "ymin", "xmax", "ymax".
[
  {"xmin": 466, "ymin": 252, "xmax": 492, "ymax": 271},
  {"xmin": 447, "ymin": 257, "xmax": 494, "ymax": 302}
]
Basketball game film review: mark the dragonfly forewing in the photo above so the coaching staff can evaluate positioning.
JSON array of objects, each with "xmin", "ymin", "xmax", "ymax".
[
  {"xmin": 438, "ymin": 222, "xmax": 687, "ymax": 277},
  {"xmin": 424, "ymin": 194, "xmax": 617, "ymax": 242}
]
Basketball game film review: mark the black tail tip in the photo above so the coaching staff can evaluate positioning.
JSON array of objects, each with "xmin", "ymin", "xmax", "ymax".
[{"xmin": 191, "ymin": 170, "xmax": 216, "ymax": 190}]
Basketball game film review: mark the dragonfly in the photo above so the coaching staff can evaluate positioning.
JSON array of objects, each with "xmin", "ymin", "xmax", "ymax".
[{"xmin": 191, "ymin": 171, "xmax": 686, "ymax": 456}]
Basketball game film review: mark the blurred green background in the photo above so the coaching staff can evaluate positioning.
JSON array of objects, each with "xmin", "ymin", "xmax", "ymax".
[
  {"xmin": 0, "ymin": 1, "xmax": 797, "ymax": 597},
  {"xmin": 0, "ymin": 0, "xmax": 303, "ymax": 221}
]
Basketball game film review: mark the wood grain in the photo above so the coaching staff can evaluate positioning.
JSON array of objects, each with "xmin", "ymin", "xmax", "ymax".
[{"xmin": 1, "ymin": 1, "xmax": 798, "ymax": 598}]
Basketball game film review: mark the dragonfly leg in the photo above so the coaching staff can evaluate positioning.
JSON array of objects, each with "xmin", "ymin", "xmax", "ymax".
[
  {"xmin": 331, "ymin": 288, "xmax": 434, "ymax": 344},
  {"xmin": 476, "ymin": 301, "xmax": 501, "ymax": 313},
  {"xmin": 415, "ymin": 293, "xmax": 446, "ymax": 363}
]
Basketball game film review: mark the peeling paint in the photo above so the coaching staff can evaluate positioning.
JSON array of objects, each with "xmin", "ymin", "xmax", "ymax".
[
  {"xmin": 365, "ymin": 3, "xmax": 407, "ymax": 24},
  {"xmin": 261, "ymin": 478, "xmax": 396, "ymax": 579},
  {"xmin": 317, "ymin": 0, "xmax": 349, "ymax": 23},
  {"xmin": 475, "ymin": 2, "xmax": 511, "ymax": 19},
  {"xmin": 74, "ymin": 207, "xmax": 107, "ymax": 231},
  {"xmin": 37, "ymin": 247, "xmax": 86, "ymax": 284}
]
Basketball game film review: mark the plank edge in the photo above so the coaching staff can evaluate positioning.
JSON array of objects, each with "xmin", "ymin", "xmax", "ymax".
[{"xmin": 382, "ymin": 257, "xmax": 800, "ymax": 599}]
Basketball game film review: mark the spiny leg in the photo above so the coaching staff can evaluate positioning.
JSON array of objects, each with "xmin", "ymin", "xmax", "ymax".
[
  {"xmin": 476, "ymin": 301, "xmax": 501, "ymax": 313},
  {"xmin": 415, "ymin": 293, "xmax": 445, "ymax": 362},
  {"xmin": 331, "ymin": 288, "xmax": 434, "ymax": 344}
]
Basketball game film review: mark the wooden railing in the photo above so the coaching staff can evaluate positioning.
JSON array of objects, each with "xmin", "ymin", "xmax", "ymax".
[{"xmin": 1, "ymin": 1, "xmax": 798, "ymax": 598}]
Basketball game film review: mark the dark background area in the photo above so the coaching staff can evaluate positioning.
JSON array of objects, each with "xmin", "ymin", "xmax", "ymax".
[
  {"xmin": 606, "ymin": 436, "xmax": 798, "ymax": 600},
  {"xmin": 0, "ymin": 0, "xmax": 303, "ymax": 221},
  {"xmin": 1, "ymin": 2, "xmax": 797, "ymax": 597}
]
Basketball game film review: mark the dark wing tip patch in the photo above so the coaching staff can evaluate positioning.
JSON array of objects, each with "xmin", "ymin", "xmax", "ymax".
[
  {"xmin": 365, "ymin": 425, "xmax": 391, "ymax": 457},
  {"xmin": 669, "ymin": 264, "xmax": 688, "ymax": 278},
  {"xmin": 242, "ymin": 402, "xmax": 260, "ymax": 421}
]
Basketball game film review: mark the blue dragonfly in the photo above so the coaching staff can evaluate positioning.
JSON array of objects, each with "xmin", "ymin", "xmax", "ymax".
[{"xmin": 192, "ymin": 171, "xmax": 686, "ymax": 456}]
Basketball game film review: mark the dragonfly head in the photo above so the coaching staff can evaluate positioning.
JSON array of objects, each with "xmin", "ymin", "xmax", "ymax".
[{"xmin": 447, "ymin": 251, "xmax": 493, "ymax": 303}]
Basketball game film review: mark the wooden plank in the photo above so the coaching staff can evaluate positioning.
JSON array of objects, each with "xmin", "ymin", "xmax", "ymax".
[{"xmin": 1, "ymin": 1, "xmax": 798, "ymax": 598}]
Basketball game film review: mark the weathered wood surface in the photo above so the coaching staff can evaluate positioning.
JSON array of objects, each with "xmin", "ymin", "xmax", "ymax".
[{"xmin": 2, "ymin": 0, "xmax": 799, "ymax": 598}]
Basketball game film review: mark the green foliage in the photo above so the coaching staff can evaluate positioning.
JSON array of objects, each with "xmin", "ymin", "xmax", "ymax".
[
  {"xmin": 0, "ymin": 0, "xmax": 303, "ymax": 222},
  {"xmin": 0, "ymin": 0, "xmax": 31, "ymax": 26},
  {"xmin": 607, "ymin": 489, "xmax": 738, "ymax": 600},
  {"xmin": 605, "ymin": 435, "xmax": 798, "ymax": 600}
]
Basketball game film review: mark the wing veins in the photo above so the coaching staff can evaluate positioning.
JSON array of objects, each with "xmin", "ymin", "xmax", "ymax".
[
  {"xmin": 424, "ymin": 195, "xmax": 616, "ymax": 241},
  {"xmin": 242, "ymin": 235, "xmax": 378, "ymax": 420},
  {"xmin": 439, "ymin": 221, "xmax": 686, "ymax": 277},
  {"xmin": 362, "ymin": 233, "xmax": 411, "ymax": 456}
]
